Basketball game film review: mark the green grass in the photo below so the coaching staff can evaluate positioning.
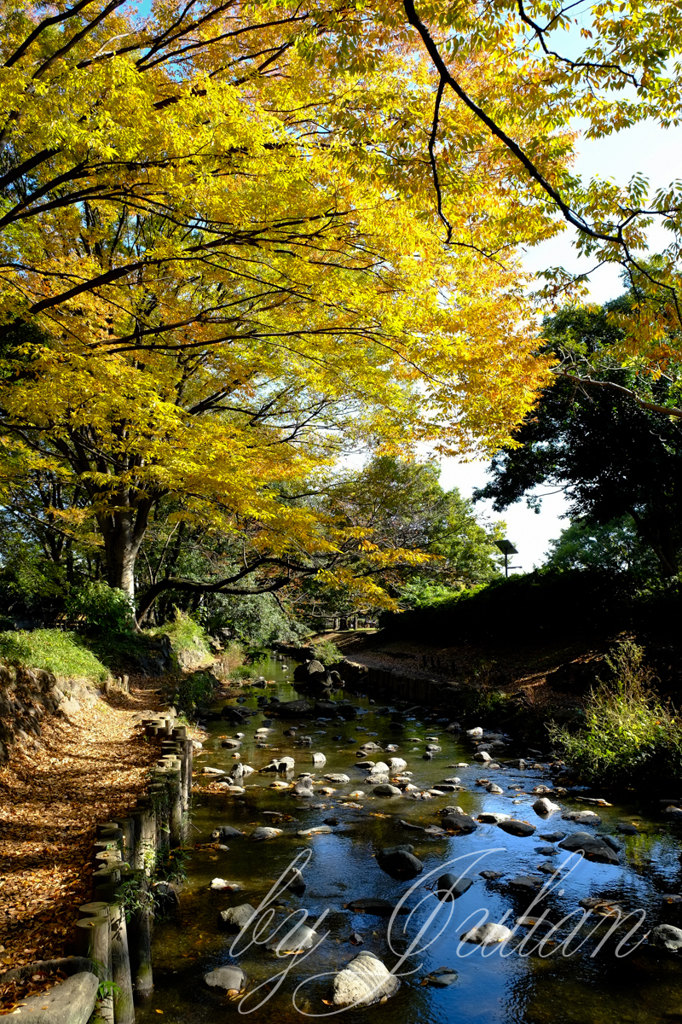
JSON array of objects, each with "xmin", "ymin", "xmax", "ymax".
[
  {"xmin": 0, "ymin": 628, "xmax": 109, "ymax": 681},
  {"xmin": 150, "ymin": 610, "xmax": 212, "ymax": 665},
  {"xmin": 312, "ymin": 639, "xmax": 343, "ymax": 666},
  {"xmin": 549, "ymin": 641, "xmax": 682, "ymax": 787}
]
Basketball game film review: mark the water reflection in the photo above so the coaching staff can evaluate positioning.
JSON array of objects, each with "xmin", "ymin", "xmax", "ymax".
[{"xmin": 135, "ymin": 654, "xmax": 682, "ymax": 1024}]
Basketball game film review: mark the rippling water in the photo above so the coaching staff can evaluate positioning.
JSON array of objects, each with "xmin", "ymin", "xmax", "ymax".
[{"xmin": 135, "ymin": 654, "xmax": 682, "ymax": 1024}]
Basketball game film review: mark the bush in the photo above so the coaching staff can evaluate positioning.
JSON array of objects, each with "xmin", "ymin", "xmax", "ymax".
[
  {"xmin": 0, "ymin": 629, "xmax": 109, "ymax": 681},
  {"xmin": 380, "ymin": 569, "xmax": 634, "ymax": 647},
  {"xmin": 312, "ymin": 639, "xmax": 343, "ymax": 666},
  {"xmin": 67, "ymin": 582, "xmax": 135, "ymax": 633},
  {"xmin": 152, "ymin": 610, "xmax": 212, "ymax": 666},
  {"xmin": 173, "ymin": 669, "xmax": 220, "ymax": 715},
  {"xmin": 548, "ymin": 641, "xmax": 682, "ymax": 786},
  {"xmin": 202, "ymin": 592, "xmax": 304, "ymax": 648}
]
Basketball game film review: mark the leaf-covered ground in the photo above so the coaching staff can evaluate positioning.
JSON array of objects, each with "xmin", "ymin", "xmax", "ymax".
[{"xmin": 0, "ymin": 677, "xmax": 164, "ymax": 989}]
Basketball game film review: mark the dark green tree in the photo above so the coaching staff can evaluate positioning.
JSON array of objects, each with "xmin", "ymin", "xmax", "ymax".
[{"xmin": 476, "ymin": 303, "xmax": 682, "ymax": 577}]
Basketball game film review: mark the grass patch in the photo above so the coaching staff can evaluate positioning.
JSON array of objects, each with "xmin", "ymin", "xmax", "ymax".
[
  {"xmin": 172, "ymin": 669, "xmax": 221, "ymax": 715},
  {"xmin": 312, "ymin": 639, "xmax": 343, "ymax": 666},
  {"xmin": 549, "ymin": 641, "xmax": 682, "ymax": 786},
  {"xmin": 214, "ymin": 641, "xmax": 246, "ymax": 680},
  {"xmin": 150, "ymin": 610, "xmax": 212, "ymax": 666},
  {"xmin": 0, "ymin": 628, "xmax": 109, "ymax": 682}
]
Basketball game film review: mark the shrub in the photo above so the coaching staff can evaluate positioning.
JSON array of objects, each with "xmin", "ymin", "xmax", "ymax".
[
  {"xmin": 229, "ymin": 664, "xmax": 254, "ymax": 681},
  {"xmin": 548, "ymin": 641, "xmax": 682, "ymax": 786},
  {"xmin": 152, "ymin": 609, "xmax": 212, "ymax": 666},
  {"xmin": 312, "ymin": 639, "xmax": 343, "ymax": 666},
  {"xmin": 173, "ymin": 669, "xmax": 219, "ymax": 714},
  {"xmin": 0, "ymin": 628, "xmax": 109, "ymax": 681},
  {"xmin": 67, "ymin": 582, "xmax": 135, "ymax": 634}
]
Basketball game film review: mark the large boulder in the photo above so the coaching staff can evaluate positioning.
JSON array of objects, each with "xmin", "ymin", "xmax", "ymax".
[
  {"xmin": 373, "ymin": 784, "xmax": 402, "ymax": 797},
  {"xmin": 250, "ymin": 827, "xmax": 283, "ymax": 841},
  {"xmin": 441, "ymin": 812, "xmax": 478, "ymax": 833},
  {"xmin": 558, "ymin": 831, "xmax": 620, "ymax": 864},
  {"xmin": 562, "ymin": 810, "xmax": 601, "ymax": 825},
  {"xmin": 346, "ymin": 898, "xmax": 409, "ymax": 916},
  {"xmin": 331, "ymin": 951, "xmax": 400, "ymax": 1007},
  {"xmin": 293, "ymin": 660, "xmax": 330, "ymax": 693},
  {"xmin": 650, "ymin": 924, "xmax": 682, "ymax": 951},
  {"xmin": 460, "ymin": 922, "xmax": 513, "ymax": 945},
  {"xmin": 7, "ymin": 972, "xmax": 98, "ymax": 1024},
  {"xmin": 294, "ymin": 659, "xmax": 326, "ymax": 681},
  {"xmin": 335, "ymin": 704, "xmax": 357, "ymax": 719},
  {"xmin": 211, "ymin": 825, "xmax": 245, "ymax": 841},
  {"xmin": 267, "ymin": 922, "xmax": 318, "ymax": 953},
  {"xmin": 376, "ymin": 846, "xmax": 423, "ymax": 880},
  {"xmin": 436, "ymin": 874, "xmax": 473, "ymax": 902},
  {"xmin": 533, "ymin": 798, "xmax": 561, "ymax": 815},
  {"xmin": 269, "ymin": 699, "xmax": 313, "ymax": 717}
]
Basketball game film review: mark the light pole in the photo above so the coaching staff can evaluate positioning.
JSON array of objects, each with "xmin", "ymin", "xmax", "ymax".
[{"xmin": 495, "ymin": 538, "xmax": 519, "ymax": 577}]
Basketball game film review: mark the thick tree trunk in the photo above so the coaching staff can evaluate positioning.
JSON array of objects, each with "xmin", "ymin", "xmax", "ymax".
[{"xmin": 98, "ymin": 496, "xmax": 153, "ymax": 606}]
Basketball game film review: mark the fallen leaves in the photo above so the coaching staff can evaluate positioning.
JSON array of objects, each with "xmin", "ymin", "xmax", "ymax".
[{"xmin": 0, "ymin": 675, "xmax": 163, "ymax": 979}]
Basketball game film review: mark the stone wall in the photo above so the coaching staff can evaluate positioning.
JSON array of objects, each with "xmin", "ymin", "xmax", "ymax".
[{"xmin": 0, "ymin": 663, "xmax": 93, "ymax": 764}]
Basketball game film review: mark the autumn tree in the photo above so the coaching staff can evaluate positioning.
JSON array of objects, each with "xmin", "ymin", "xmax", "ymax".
[
  {"xmin": 0, "ymin": 0, "xmax": 570, "ymax": 620},
  {"xmin": 388, "ymin": 0, "xmax": 682, "ymax": 409}
]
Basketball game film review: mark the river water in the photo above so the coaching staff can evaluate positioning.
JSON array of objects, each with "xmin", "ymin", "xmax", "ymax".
[{"xmin": 136, "ymin": 654, "xmax": 682, "ymax": 1024}]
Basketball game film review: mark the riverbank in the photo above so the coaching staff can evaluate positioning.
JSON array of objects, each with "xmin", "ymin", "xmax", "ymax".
[
  {"xmin": 0, "ymin": 674, "xmax": 165, "ymax": 982},
  {"xmin": 279, "ymin": 629, "xmax": 607, "ymax": 720}
]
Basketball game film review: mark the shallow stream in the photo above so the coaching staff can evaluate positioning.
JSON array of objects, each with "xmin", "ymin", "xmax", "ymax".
[{"xmin": 136, "ymin": 654, "xmax": 682, "ymax": 1024}]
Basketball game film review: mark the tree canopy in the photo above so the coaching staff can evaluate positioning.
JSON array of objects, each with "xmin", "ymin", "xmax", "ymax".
[
  {"xmin": 476, "ymin": 303, "xmax": 682, "ymax": 576},
  {"xmin": 0, "ymin": 0, "xmax": 567, "ymax": 617},
  {"xmin": 3, "ymin": 0, "xmax": 682, "ymax": 624},
  {"xmin": 544, "ymin": 516, "xmax": 659, "ymax": 580},
  {"xmin": 401, "ymin": 0, "xmax": 682, "ymax": 374}
]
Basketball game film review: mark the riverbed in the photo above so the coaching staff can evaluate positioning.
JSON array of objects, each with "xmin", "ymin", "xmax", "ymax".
[{"xmin": 136, "ymin": 654, "xmax": 682, "ymax": 1024}]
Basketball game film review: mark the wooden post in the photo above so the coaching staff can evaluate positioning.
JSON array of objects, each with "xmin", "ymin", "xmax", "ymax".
[
  {"xmin": 129, "ymin": 881, "xmax": 154, "ymax": 1003},
  {"xmin": 150, "ymin": 774, "xmax": 170, "ymax": 859},
  {"xmin": 131, "ymin": 804, "xmax": 157, "ymax": 876},
  {"xmin": 92, "ymin": 860, "xmax": 123, "ymax": 895},
  {"xmin": 115, "ymin": 817, "xmax": 136, "ymax": 864},
  {"xmin": 166, "ymin": 761, "xmax": 183, "ymax": 848},
  {"xmin": 183, "ymin": 738, "xmax": 193, "ymax": 812},
  {"xmin": 109, "ymin": 899, "xmax": 135, "ymax": 1024},
  {"xmin": 75, "ymin": 914, "xmax": 113, "ymax": 1023},
  {"xmin": 79, "ymin": 901, "xmax": 111, "ymax": 917}
]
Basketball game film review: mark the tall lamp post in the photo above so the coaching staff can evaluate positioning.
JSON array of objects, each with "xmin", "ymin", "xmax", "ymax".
[{"xmin": 495, "ymin": 538, "xmax": 519, "ymax": 578}]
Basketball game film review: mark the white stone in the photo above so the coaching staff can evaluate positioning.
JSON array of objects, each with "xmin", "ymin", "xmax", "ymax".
[{"xmin": 332, "ymin": 951, "xmax": 401, "ymax": 1007}]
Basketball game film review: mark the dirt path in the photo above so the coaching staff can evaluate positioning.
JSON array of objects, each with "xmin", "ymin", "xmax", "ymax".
[{"xmin": 0, "ymin": 676, "xmax": 166, "ymax": 976}]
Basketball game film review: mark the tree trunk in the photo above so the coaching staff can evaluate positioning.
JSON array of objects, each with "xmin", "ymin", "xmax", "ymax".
[{"xmin": 98, "ymin": 496, "xmax": 153, "ymax": 608}]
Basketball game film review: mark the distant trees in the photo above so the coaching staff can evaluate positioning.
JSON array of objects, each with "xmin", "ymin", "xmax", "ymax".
[
  {"xmin": 294, "ymin": 457, "xmax": 504, "ymax": 623},
  {"xmin": 544, "ymin": 518, "xmax": 659, "ymax": 580},
  {"xmin": 477, "ymin": 303, "xmax": 682, "ymax": 577}
]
